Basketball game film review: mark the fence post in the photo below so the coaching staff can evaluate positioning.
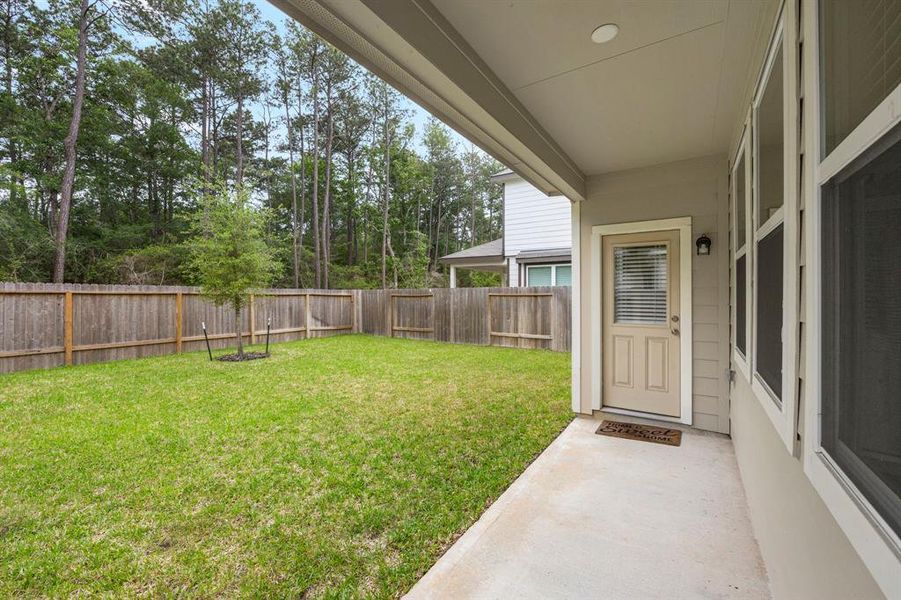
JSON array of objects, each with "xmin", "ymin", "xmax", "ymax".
[
  {"xmin": 305, "ymin": 292, "xmax": 312, "ymax": 339},
  {"xmin": 249, "ymin": 294, "xmax": 256, "ymax": 345},
  {"xmin": 449, "ymin": 290, "xmax": 455, "ymax": 344},
  {"xmin": 175, "ymin": 292, "xmax": 183, "ymax": 353},
  {"xmin": 486, "ymin": 291, "xmax": 492, "ymax": 347},
  {"xmin": 388, "ymin": 294, "xmax": 394, "ymax": 338},
  {"xmin": 64, "ymin": 291, "xmax": 73, "ymax": 366}
]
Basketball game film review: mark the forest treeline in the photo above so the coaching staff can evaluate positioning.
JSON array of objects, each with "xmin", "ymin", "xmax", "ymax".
[{"xmin": 0, "ymin": 0, "xmax": 503, "ymax": 288}]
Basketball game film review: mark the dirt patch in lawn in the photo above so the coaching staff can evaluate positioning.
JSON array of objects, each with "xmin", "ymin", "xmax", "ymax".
[{"xmin": 216, "ymin": 352, "xmax": 270, "ymax": 362}]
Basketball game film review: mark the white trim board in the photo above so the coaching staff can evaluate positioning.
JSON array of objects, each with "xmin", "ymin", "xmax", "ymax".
[
  {"xmin": 590, "ymin": 217, "xmax": 693, "ymax": 425},
  {"xmin": 800, "ymin": 0, "xmax": 901, "ymax": 592},
  {"xmin": 571, "ymin": 200, "xmax": 581, "ymax": 413}
]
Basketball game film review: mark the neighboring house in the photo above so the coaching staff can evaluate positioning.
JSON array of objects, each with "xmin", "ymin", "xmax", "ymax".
[
  {"xmin": 439, "ymin": 170, "xmax": 571, "ymax": 287},
  {"xmin": 289, "ymin": 1, "xmax": 899, "ymax": 598}
]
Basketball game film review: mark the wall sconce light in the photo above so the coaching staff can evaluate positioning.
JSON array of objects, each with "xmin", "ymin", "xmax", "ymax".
[{"xmin": 696, "ymin": 234, "xmax": 712, "ymax": 256}]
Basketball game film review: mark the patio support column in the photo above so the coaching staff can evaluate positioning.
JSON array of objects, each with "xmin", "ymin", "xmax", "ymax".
[
  {"xmin": 449, "ymin": 265, "xmax": 457, "ymax": 288},
  {"xmin": 571, "ymin": 200, "xmax": 581, "ymax": 413}
]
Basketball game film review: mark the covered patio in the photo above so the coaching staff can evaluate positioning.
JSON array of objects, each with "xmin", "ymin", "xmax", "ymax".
[
  {"xmin": 407, "ymin": 414, "xmax": 769, "ymax": 599},
  {"xmin": 273, "ymin": 0, "xmax": 900, "ymax": 598}
]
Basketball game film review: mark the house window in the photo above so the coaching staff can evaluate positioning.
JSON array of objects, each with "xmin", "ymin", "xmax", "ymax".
[
  {"xmin": 732, "ymin": 142, "xmax": 750, "ymax": 360},
  {"xmin": 736, "ymin": 254, "xmax": 747, "ymax": 355},
  {"xmin": 755, "ymin": 223, "xmax": 783, "ymax": 398},
  {"xmin": 526, "ymin": 264, "xmax": 571, "ymax": 287},
  {"xmin": 820, "ymin": 0, "xmax": 901, "ymax": 156},
  {"xmin": 813, "ymin": 0, "xmax": 901, "ymax": 574},
  {"xmin": 821, "ymin": 122, "xmax": 901, "ymax": 539},
  {"xmin": 753, "ymin": 34, "xmax": 785, "ymax": 403},
  {"xmin": 758, "ymin": 45, "xmax": 785, "ymax": 224}
]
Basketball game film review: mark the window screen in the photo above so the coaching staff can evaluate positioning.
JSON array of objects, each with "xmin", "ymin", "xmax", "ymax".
[
  {"xmin": 820, "ymin": 0, "xmax": 901, "ymax": 156},
  {"xmin": 736, "ymin": 255, "xmax": 747, "ymax": 355},
  {"xmin": 527, "ymin": 266, "xmax": 552, "ymax": 286},
  {"xmin": 736, "ymin": 153, "xmax": 747, "ymax": 249},
  {"xmin": 555, "ymin": 265, "xmax": 572, "ymax": 286},
  {"xmin": 758, "ymin": 44, "xmax": 784, "ymax": 224},
  {"xmin": 822, "ymin": 123, "xmax": 901, "ymax": 539},
  {"xmin": 755, "ymin": 224, "xmax": 783, "ymax": 399},
  {"xmin": 614, "ymin": 245, "xmax": 667, "ymax": 325}
]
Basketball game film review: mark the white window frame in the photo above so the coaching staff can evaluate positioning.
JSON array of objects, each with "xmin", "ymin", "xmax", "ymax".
[
  {"xmin": 730, "ymin": 124, "xmax": 752, "ymax": 381},
  {"xmin": 743, "ymin": 6, "xmax": 801, "ymax": 453},
  {"xmin": 803, "ymin": 0, "xmax": 901, "ymax": 591},
  {"xmin": 526, "ymin": 263, "xmax": 570, "ymax": 287}
]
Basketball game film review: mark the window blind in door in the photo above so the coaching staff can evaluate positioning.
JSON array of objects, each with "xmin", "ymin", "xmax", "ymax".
[{"xmin": 613, "ymin": 245, "xmax": 668, "ymax": 325}]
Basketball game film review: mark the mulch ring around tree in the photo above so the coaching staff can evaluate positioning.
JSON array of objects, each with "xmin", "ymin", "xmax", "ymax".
[{"xmin": 216, "ymin": 352, "xmax": 270, "ymax": 362}]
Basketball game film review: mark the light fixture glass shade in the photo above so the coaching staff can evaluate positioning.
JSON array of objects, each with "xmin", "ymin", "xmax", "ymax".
[{"xmin": 591, "ymin": 23, "xmax": 619, "ymax": 44}]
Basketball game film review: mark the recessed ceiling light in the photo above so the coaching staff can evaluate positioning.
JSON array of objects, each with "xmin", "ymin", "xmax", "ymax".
[{"xmin": 591, "ymin": 23, "xmax": 619, "ymax": 44}]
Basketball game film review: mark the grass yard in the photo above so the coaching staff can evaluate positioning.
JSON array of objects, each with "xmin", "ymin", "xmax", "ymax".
[{"xmin": 0, "ymin": 335, "xmax": 571, "ymax": 598}]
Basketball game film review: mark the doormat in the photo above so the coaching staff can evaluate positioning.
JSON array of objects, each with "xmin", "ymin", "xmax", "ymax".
[{"xmin": 595, "ymin": 420, "xmax": 682, "ymax": 447}]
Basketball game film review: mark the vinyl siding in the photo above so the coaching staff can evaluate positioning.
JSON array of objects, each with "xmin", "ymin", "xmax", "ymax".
[{"xmin": 503, "ymin": 179, "xmax": 572, "ymax": 257}]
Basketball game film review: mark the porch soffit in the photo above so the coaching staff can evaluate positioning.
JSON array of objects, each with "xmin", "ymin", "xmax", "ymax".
[{"xmin": 431, "ymin": 0, "xmax": 779, "ymax": 176}]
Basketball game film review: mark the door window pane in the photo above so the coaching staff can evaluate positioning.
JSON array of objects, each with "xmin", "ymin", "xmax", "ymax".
[
  {"xmin": 614, "ymin": 245, "xmax": 667, "ymax": 325},
  {"xmin": 820, "ymin": 0, "xmax": 901, "ymax": 156},
  {"xmin": 755, "ymin": 224, "xmax": 783, "ymax": 399},
  {"xmin": 555, "ymin": 265, "xmax": 572, "ymax": 286},
  {"xmin": 822, "ymin": 124, "xmax": 901, "ymax": 538},
  {"xmin": 527, "ymin": 266, "xmax": 552, "ymax": 286},
  {"xmin": 757, "ymin": 45, "xmax": 784, "ymax": 225}
]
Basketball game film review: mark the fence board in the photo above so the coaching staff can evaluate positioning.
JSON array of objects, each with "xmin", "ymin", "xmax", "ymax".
[{"xmin": 0, "ymin": 283, "xmax": 571, "ymax": 373}]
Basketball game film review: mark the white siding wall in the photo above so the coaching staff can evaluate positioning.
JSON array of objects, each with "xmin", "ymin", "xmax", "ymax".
[{"xmin": 503, "ymin": 178, "xmax": 571, "ymax": 257}]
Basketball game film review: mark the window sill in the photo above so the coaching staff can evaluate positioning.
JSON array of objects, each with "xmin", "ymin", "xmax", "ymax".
[
  {"xmin": 748, "ymin": 374, "xmax": 793, "ymax": 452},
  {"xmin": 732, "ymin": 348, "xmax": 750, "ymax": 382}
]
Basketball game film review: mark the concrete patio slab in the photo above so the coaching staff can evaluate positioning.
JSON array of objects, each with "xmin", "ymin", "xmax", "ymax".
[{"xmin": 406, "ymin": 415, "xmax": 770, "ymax": 599}]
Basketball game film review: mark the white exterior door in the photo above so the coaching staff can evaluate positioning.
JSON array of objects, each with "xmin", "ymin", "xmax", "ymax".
[{"xmin": 602, "ymin": 230, "xmax": 681, "ymax": 417}]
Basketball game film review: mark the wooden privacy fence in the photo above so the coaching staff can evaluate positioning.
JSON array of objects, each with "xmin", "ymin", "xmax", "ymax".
[
  {"xmin": 0, "ymin": 283, "xmax": 355, "ymax": 373},
  {"xmin": 0, "ymin": 283, "xmax": 570, "ymax": 373},
  {"xmin": 360, "ymin": 286, "xmax": 571, "ymax": 350}
]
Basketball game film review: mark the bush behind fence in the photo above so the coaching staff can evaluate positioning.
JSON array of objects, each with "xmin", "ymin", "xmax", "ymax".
[{"xmin": 0, "ymin": 282, "xmax": 571, "ymax": 374}]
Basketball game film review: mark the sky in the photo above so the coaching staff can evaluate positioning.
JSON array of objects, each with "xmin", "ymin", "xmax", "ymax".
[{"xmin": 253, "ymin": 0, "xmax": 474, "ymax": 156}]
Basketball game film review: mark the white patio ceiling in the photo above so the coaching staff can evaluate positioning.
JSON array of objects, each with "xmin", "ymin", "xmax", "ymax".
[
  {"xmin": 433, "ymin": 0, "xmax": 776, "ymax": 176},
  {"xmin": 271, "ymin": 0, "xmax": 778, "ymax": 199}
]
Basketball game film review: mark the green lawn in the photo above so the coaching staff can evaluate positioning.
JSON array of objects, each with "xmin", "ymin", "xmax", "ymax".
[{"xmin": 0, "ymin": 335, "xmax": 571, "ymax": 598}]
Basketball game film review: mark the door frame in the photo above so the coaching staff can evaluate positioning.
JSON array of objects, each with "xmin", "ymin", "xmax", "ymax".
[{"xmin": 590, "ymin": 217, "xmax": 693, "ymax": 425}]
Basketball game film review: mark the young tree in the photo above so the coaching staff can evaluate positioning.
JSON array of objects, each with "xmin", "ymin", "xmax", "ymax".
[{"xmin": 187, "ymin": 183, "xmax": 279, "ymax": 358}]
